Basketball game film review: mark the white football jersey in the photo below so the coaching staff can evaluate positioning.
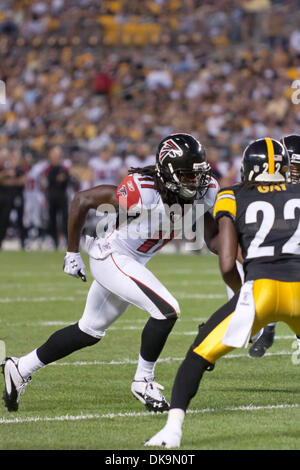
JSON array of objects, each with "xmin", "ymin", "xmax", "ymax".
[
  {"xmin": 89, "ymin": 155, "xmax": 123, "ymax": 186},
  {"xmin": 86, "ymin": 174, "xmax": 219, "ymax": 264},
  {"xmin": 23, "ymin": 160, "xmax": 48, "ymax": 228},
  {"xmin": 24, "ymin": 160, "xmax": 48, "ymax": 193},
  {"xmin": 125, "ymin": 154, "xmax": 156, "ymax": 170}
]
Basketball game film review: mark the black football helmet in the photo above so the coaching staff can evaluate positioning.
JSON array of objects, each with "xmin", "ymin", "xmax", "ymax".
[
  {"xmin": 281, "ymin": 134, "xmax": 300, "ymax": 183},
  {"xmin": 241, "ymin": 138, "xmax": 289, "ymax": 183},
  {"xmin": 155, "ymin": 133, "xmax": 211, "ymax": 201}
]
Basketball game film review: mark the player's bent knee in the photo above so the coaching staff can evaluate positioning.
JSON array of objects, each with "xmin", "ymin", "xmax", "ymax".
[
  {"xmin": 78, "ymin": 319, "xmax": 106, "ymax": 340},
  {"xmin": 150, "ymin": 298, "xmax": 179, "ymax": 320},
  {"xmin": 173, "ymin": 298, "xmax": 180, "ymax": 316},
  {"xmin": 163, "ymin": 297, "xmax": 180, "ymax": 319},
  {"xmin": 187, "ymin": 347, "xmax": 214, "ymax": 370}
]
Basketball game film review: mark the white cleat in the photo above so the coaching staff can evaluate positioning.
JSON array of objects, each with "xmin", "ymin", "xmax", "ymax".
[
  {"xmin": 144, "ymin": 425, "xmax": 182, "ymax": 448},
  {"xmin": 131, "ymin": 378, "xmax": 169, "ymax": 412},
  {"xmin": 2, "ymin": 357, "xmax": 31, "ymax": 412}
]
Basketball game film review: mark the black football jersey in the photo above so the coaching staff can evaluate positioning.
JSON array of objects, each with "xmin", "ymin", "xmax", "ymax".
[{"xmin": 213, "ymin": 182, "xmax": 300, "ymax": 282}]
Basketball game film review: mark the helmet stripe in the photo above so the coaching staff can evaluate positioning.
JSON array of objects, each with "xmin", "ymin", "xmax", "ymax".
[{"xmin": 265, "ymin": 138, "xmax": 275, "ymax": 175}]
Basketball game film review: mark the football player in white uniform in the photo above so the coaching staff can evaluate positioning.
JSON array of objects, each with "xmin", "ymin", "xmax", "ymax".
[
  {"xmin": 124, "ymin": 143, "xmax": 156, "ymax": 173},
  {"xmin": 2, "ymin": 134, "xmax": 220, "ymax": 413},
  {"xmin": 23, "ymin": 159, "xmax": 49, "ymax": 242},
  {"xmin": 88, "ymin": 144, "xmax": 124, "ymax": 187},
  {"xmin": 87, "ymin": 144, "xmax": 125, "ymax": 237}
]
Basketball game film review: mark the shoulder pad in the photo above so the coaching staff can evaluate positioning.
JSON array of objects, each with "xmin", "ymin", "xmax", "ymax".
[
  {"xmin": 213, "ymin": 186, "xmax": 237, "ymax": 222},
  {"xmin": 116, "ymin": 175, "xmax": 141, "ymax": 214}
]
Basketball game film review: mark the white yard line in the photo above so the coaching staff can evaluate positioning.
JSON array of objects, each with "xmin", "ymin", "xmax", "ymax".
[
  {"xmin": 38, "ymin": 322, "xmax": 202, "ymax": 332},
  {"xmin": 0, "ymin": 403, "xmax": 299, "ymax": 425},
  {"xmin": 47, "ymin": 350, "xmax": 294, "ymax": 367},
  {"xmin": 1, "ymin": 319, "xmax": 297, "ymax": 342},
  {"xmin": 166, "ymin": 280, "xmax": 223, "ymax": 286},
  {"xmin": 0, "ymin": 297, "xmax": 77, "ymax": 303},
  {"xmin": 0, "ymin": 293, "xmax": 226, "ymax": 303},
  {"xmin": 176, "ymin": 293, "xmax": 226, "ymax": 299},
  {"xmin": 3, "ymin": 320, "xmax": 296, "ymax": 341}
]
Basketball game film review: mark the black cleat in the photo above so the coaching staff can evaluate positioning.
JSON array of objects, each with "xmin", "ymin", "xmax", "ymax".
[{"xmin": 248, "ymin": 325, "xmax": 275, "ymax": 358}]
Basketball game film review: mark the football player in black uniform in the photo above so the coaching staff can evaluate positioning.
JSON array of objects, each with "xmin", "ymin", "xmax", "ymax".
[
  {"xmin": 145, "ymin": 137, "xmax": 300, "ymax": 448},
  {"xmin": 248, "ymin": 134, "xmax": 300, "ymax": 358}
]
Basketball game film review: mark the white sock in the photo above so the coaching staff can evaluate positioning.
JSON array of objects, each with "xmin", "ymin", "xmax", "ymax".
[
  {"xmin": 166, "ymin": 408, "xmax": 185, "ymax": 432},
  {"xmin": 18, "ymin": 349, "xmax": 45, "ymax": 379},
  {"xmin": 134, "ymin": 354, "xmax": 155, "ymax": 381}
]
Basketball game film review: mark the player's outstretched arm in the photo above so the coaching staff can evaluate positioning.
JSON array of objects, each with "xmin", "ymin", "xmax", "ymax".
[
  {"xmin": 63, "ymin": 185, "xmax": 118, "ymax": 281},
  {"xmin": 218, "ymin": 215, "xmax": 242, "ymax": 293}
]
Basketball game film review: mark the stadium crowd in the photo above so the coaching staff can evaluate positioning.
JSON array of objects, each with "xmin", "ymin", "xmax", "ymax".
[{"xmin": 0, "ymin": 0, "xmax": 299, "ymax": 248}]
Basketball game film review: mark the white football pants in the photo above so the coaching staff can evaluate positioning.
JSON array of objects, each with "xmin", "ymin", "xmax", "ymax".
[{"xmin": 78, "ymin": 253, "xmax": 180, "ymax": 339}]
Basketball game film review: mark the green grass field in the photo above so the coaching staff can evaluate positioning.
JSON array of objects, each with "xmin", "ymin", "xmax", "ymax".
[{"xmin": 1, "ymin": 251, "xmax": 300, "ymax": 450}]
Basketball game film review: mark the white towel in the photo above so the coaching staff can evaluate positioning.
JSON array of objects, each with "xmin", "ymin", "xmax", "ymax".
[
  {"xmin": 222, "ymin": 280, "xmax": 255, "ymax": 348},
  {"xmin": 84, "ymin": 235, "xmax": 112, "ymax": 260}
]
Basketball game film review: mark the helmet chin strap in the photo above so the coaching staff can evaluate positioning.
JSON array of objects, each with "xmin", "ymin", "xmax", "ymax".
[
  {"xmin": 170, "ymin": 165, "xmax": 196, "ymax": 199},
  {"xmin": 156, "ymin": 162, "xmax": 201, "ymax": 201},
  {"xmin": 178, "ymin": 187, "xmax": 196, "ymax": 200}
]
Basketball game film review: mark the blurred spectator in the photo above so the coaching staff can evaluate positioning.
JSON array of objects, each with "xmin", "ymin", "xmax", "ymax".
[
  {"xmin": 93, "ymin": 69, "xmax": 115, "ymax": 95},
  {"xmin": 207, "ymin": 147, "xmax": 224, "ymax": 182},
  {"xmin": 0, "ymin": 10, "xmax": 18, "ymax": 38},
  {"xmin": 70, "ymin": 155, "xmax": 94, "ymax": 191},
  {"xmin": 88, "ymin": 143, "xmax": 124, "ymax": 187},
  {"xmin": 120, "ymin": 142, "xmax": 156, "ymax": 180},
  {"xmin": 290, "ymin": 28, "xmax": 300, "ymax": 55},
  {"xmin": 0, "ymin": 0, "xmax": 299, "ymax": 250},
  {"xmin": 0, "ymin": 0, "xmax": 298, "ymax": 168},
  {"xmin": 43, "ymin": 145, "xmax": 71, "ymax": 249},
  {"xmin": 146, "ymin": 69, "xmax": 173, "ymax": 91},
  {"xmin": 0, "ymin": 148, "xmax": 26, "ymax": 249},
  {"xmin": 0, "ymin": 149, "xmax": 11, "ymax": 249},
  {"xmin": 124, "ymin": 143, "xmax": 155, "ymax": 170},
  {"xmin": 23, "ymin": 156, "xmax": 49, "ymax": 245},
  {"xmin": 10, "ymin": 149, "xmax": 27, "ymax": 248}
]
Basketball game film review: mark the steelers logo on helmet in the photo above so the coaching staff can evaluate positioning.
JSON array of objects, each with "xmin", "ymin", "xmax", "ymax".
[
  {"xmin": 155, "ymin": 133, "xmax": 211, "ymax": 201},
  {"xmin": 241, "ymin": 137, "xmax": 289, "ymax": 183},
  {"xmin": 281, "ymin": 134, "xmax": 300, "ymax": 184}
]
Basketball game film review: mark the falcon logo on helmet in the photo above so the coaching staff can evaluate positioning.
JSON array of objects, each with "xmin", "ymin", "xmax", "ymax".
[
  {"xmin": 155, "ymin": 133, "xmax": 211, "ymax": 201},
  {"xmin": 158, "ymin": 139, "xmax": 183, "ymax": 163}
]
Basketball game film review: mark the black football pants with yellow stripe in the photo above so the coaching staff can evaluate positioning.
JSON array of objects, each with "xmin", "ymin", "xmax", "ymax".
[{"xmin": 170, "ymin": 279, "xmax": 300, "ymax": 411}]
